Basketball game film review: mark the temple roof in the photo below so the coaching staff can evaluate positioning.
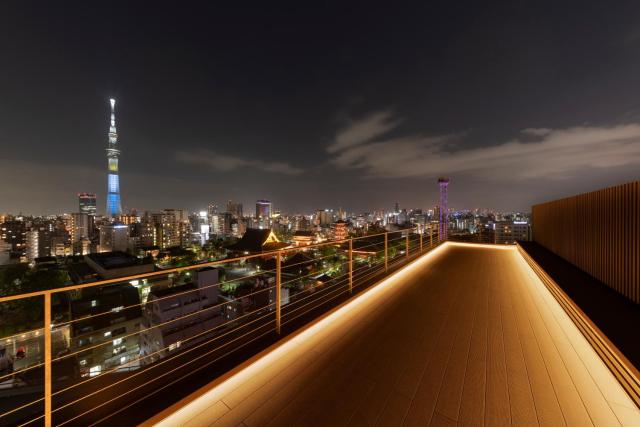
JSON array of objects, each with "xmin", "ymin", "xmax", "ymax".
[{"xmin": 227, "ymin": 228, "xmax": 289, "ymax": 253}]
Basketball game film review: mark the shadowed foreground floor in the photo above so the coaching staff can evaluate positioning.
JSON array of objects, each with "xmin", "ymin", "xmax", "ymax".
[{"xmin": 149, "ymin": 243, "xmax": 640, "ymax": 426}]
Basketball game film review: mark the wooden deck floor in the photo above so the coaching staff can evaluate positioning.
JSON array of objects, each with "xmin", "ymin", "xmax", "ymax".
[{"xmin": 150, "ymin": 243, "xmax": 640, "ymax": 427}]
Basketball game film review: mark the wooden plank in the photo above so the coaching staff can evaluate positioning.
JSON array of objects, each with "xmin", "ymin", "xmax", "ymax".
[
  {"xmin": 519, "ymin": 260, "xmax": 624, "ymax": 426},
  {"xmin": 484, "ymin": 255, "xmax": 511, "ymax": 427},
  {"xmin": 513, "ymin": 254, "xmax": 594, "ymax": 426},
  {"xmin": 506, "ymin": 256, "xmax": 566, "ymax": 427},
  {"xmin": 402, "ymin": 256, "xmax": 473, "ymax": 425},
  {"xmin": 182, "ymin": 400, "xmax": 229, "ymax": 427},
  {"xmin": 500, "ymin": 253, "xmax": 539, "ymax": 427},
  {"xmin": 458, "ymin": 258, "xmax": 489, "ymax": 426},
  {"xmin": 432, "ymin": 259, "xmax": 480, "ymax": 422}
]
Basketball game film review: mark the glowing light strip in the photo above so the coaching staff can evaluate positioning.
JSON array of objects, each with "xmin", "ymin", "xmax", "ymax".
[
  {"xmin": 447, "ymin": 241, "xmax": 515, "ymax": 250},
  {"xmin": 148, "ymin": 243, "xmax": 451, "ymax": 426},
  {"xmin": 516, "ymin": 245, "xmax": 640, "ymax": 409},
  {"xmin": 511, "ymin": 249, "xmax": 640, "ymax": 418}
]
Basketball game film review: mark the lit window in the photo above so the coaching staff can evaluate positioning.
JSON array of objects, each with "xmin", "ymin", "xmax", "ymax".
[
  {"xmin": 89, "ymin": 365, "xmax": 101, "ymax": 377},
  {"xmin": 104, "ymin": 331, "xmax": 111, "ymax": 337},
  {"xmin": 113, "ymin": 338, "xmax": 123, "ymax": 346}
]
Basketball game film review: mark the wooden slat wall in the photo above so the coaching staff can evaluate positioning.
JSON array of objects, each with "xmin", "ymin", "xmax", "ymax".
[{"xmin": 532, "ymin": 181, "xmax": 640, "ymax": 304}]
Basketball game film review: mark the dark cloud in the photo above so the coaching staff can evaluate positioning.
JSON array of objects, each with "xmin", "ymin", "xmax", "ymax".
[
  {"xmin": 177, "ymin": 150, "xmax": 303, "ymax": 175},
  {"xmin": 328, "ymin": 113, "xmax": 640, "ymax": 180}
]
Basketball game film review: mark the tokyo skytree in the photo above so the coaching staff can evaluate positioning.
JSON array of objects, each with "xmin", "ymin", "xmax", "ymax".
[{"xmin": 105, "ymin": 98, "xmax": 122, "ymax": 218}]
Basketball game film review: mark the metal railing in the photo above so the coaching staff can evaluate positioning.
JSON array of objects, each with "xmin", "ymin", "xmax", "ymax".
[{"xmin": 0, "ymin": 226, "xmax": 442, "ymax": 426}]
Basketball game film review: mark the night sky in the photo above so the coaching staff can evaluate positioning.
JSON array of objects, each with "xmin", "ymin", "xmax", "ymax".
[{"xmin": 2, "ymin": 1, "xmax": 640, "ymax": 215}]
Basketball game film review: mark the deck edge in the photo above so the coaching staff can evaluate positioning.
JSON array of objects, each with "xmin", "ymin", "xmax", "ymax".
[{"xmin": 516, "ymin": 242, "xmax": 640, "ymax": 409}]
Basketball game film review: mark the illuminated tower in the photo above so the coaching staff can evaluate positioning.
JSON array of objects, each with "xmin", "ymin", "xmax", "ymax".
[
  {"xmin": 438, "ymin": 177, "xmax": 449, "ymax": 241},
  {"xmin": 106, "ymin": 98, "xmax": 122, "ymax": 218}
]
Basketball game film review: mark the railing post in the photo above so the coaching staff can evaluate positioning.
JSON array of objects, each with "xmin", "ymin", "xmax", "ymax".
[
  {"xmin": 348, "ymin": 239, "xmax": 353, "ymax": 294},
  {"xmin": 419, "ymin": 231, "xmax": 423, "ymax": 252},
  {"xmin": 275, "ymin": 252, "xmax": 281, "ymax": 334},
  {"xmin": 44, "ymin": 292, "xmax": 52, "ymax": 427},
  {"xmin": 384, "ymin": 232, "xmax": 388, "ymax": 272},
  {"xmin": 430, "ymin": 226, "xmax": 433, "ymax": 248}
]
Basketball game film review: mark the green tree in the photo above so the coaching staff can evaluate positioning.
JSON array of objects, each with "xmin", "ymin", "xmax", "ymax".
[{"xmin": 0, "ymin": 265, "xmax": 69, "ymax": 337}]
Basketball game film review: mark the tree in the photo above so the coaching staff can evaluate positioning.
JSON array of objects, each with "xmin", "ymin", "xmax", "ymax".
[{"xmin": 0, "ymin": 265, "xmax": 69, "ymax": 337}]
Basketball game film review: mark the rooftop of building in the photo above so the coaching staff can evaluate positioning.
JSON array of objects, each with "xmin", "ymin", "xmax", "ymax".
[
  {"xmin": 85, "ymin": 251, "xmax": 148, "ymax": 270},
  {"xmin": 71, "ymin": 283, "xmax": 142, "ymax": 332},
  {"xmin": 149, "ymin": 282, "xmax": 198, "ymax": 299}
]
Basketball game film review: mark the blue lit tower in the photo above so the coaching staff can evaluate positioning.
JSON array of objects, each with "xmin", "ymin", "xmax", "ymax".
[
  {"xmin": 106, "ymin": 98, "xmax": 122, "ymax": 218},
  {"xmin": 438, "ymin": 177, "xmax": 449, "ymax": 241}
]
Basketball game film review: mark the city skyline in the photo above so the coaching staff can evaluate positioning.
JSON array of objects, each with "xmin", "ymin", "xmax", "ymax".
[{"xmin": 2, "ymin": 2, "xmax": 640, "ymax": 214}]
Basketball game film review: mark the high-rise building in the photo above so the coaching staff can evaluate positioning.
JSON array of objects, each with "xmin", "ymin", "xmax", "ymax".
[
  {"xmin": 99, "ymin": 223, "xmax": 129, "ymax": 252},
  {"xmin": 70, "ymin": 213, "xmax": 90, "ymax": 254},
  {"xmin": 78, "ymin": 193, "xmax": 97, "ymax": 216},
  {"xmin": 78, "ymin": 193, "xmax": 96, "ymax": 239},
  {"xmin": 150, "ymin": 209, "xmax": 190, "ymax": 249},
  {"xmin": 315, "ymin": 209, "xmax": 333, "ymax": 227},
  {"xmin": 119, "ymin": 214, "xmax": 139, "ymax": 225},
  {"xmin": 255, "ymin": 200, "xmax": 271, "ymax": 229},
  {"xmin": 28, "ymin": 221, "xmax": 55, "ymax": 259},
  {"xmin": 130, "ymin": 219, "xmax": 156, "ymax": 250},
  {"xmin": 0, "ymin": 220, "xmax": 27, "ymax": 261},
  {"xmin": 226, "ymin": 200, "xmax": 243, "ymax": 219},
  {"xmin": 495, "ymin": 221, "xmax": 531, "ymax": 244},
  {"xmin": 106, "ymin": 98, "xmax": 122, "ymax": 218},
  {"xmin": 220, "ymin": 212, "xmax": 233, "ymax": 236},
  {"xmin": 292, "ymin": 216, "xmax": 311, "ymax": 232},
  {"xmin": 26, "ymin": 230, "xmax": 39, "ymax": 263}
]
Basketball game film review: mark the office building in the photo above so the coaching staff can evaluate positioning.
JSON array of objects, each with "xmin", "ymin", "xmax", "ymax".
[
  {"xmin": 494, "ymin": 221, "xmax": 530, "ymax": 244},
  {"xmin": 99, "ymin": 223, "xmax": 130, "ymax": 252},
  {"xmin": 226, "ymin": 200, "xmax": 243, "ymax": 219},
  {"xmin": 140, "ymin": 267, "xmax": 221, "ymax": 364},
  {"xmin": 26, "ymin": 230, "xmax": 39, "ymax": 262},
  {"xmin": 315, "ymin": 209, "xmax": 332, "ymax": 227},
  {"xmin": 0, "ymin": 220, "xmax": 27, "ymax": 261},
  {"xmin": 78, "ymin": 193, "xmax": 97, "ymax": 216},
  {"xmin": 70, "ymin": 283, "xmax": 142, "ymax": 377},
  {"xmin": 255, "ymin": 200, "xmax": 271, "ymax": 229},
  {"xmin": 70, "ymin": 212, "xmax": 90, "ymax": 254},
  {"xmin": 151, "ymin": 209, "xmax": 190, "ymax": 249}
]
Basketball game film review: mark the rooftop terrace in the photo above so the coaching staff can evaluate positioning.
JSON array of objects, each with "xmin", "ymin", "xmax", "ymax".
[{"xmin": 148, "ymin": 243, "xmax": 640, "ymax": 426}]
